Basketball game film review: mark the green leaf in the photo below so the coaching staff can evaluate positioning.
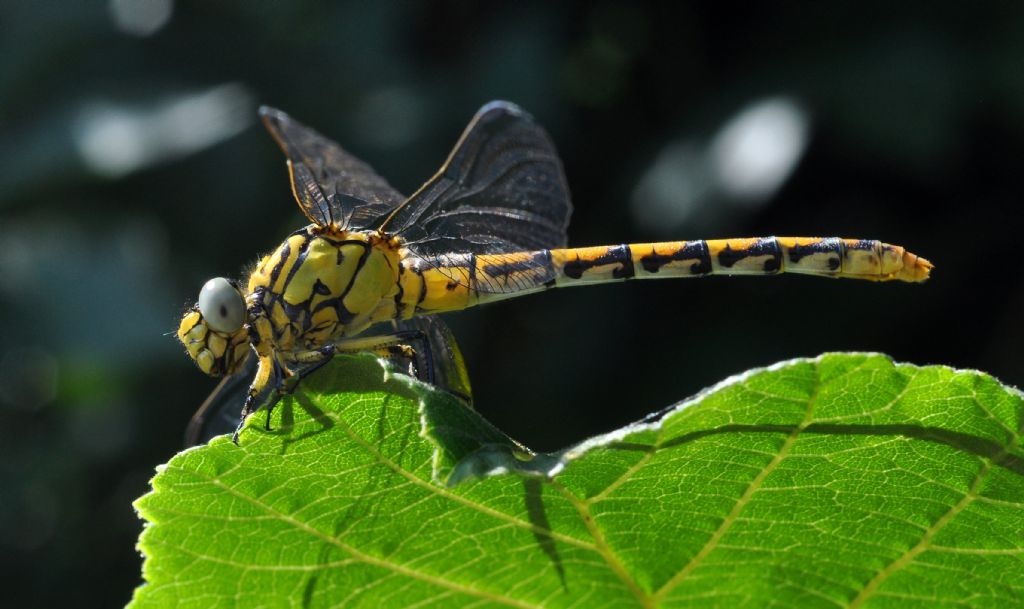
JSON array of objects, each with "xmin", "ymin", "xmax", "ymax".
[{"xmin": 130, "ymin": 353, "xmax": 1024, "ymax": 608}]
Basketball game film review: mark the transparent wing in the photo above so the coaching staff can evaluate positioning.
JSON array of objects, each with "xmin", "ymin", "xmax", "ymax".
[
  {"xmin": 379, "ymin": 101, "xmax": 572, "ymax": 270},
  {"xmin": 184, "ymin": 317, "xmax": 472, "ymax": 446},
  {"xmin": 185, "ymin": 353, "xmax": 258, "ymax": 447},
  {"xmin": 402, "ymin": 315, "xmax": 473, "ymax": 407},
  {"xmin": 260, "ymin": 106, "xmax": 406, "ymax": 230}
]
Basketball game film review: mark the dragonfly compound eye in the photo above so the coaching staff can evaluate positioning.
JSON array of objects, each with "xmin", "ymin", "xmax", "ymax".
[{"xmin": 198, "ymin": 277, "xmax": 246, "ymax": 333}]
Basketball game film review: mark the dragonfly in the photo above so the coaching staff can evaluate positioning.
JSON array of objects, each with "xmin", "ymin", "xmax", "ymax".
[{"xmin": 177, "ymin": 101, "xmax": 932, "ymax": 443}]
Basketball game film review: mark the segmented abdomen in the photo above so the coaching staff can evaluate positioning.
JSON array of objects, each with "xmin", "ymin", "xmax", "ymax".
[
  {"xmin": 400, "ymin": 237, "xmax": 932, "ymax": 316},
  {"xmin": 555, "ymin": 237, "xmax": 932, "ymax": 283}
]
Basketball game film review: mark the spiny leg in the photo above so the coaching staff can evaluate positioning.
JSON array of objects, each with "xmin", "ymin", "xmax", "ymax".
[
  {"xmin": 232, "ymin": 354, "xmax": 275, "ymax": 443},
  {"xmin": 230, "ymin": 331, "xmax": 451, "ymax": 443},
  {"xmin": 232, "ymin": 354, "xmax": 301, "ymax": 441},
  {"xmin": 233, "ymin": 292, "xmax": 286, "ymax": 442},
  {"xmin": 336, "ymin": 327, "xmax": 472, "ymax": 404},
  {"xmin": 273, "ymin": 331, "xmax": 430, "ymax": 378},
  {"xmin": 333, "ymin": 330, "xmax": 435, "ymax": 382},
  {"xmin": 263, "ymin": 356, "xmax": 294, "ymax": 431},
  {"xmin": 284, "ymin": 330, "xmax": 437, "ymax": 397},
  {"xmin": 241, "ymin": 336, "xmax": 417, "ymax": 439}
]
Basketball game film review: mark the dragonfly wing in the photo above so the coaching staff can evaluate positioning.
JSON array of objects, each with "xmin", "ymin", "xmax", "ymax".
[
  {"xmin": 389, "ymin": 316, "xmax": 473, "ymax": 408},
  {"xmin": 184, "ymin": 318, "xmax": 472, "ymax": 446},
  {"xmin": 260, "ymin": 106, "xmax": 406, "ymax": 230},
  {"xmin": 380, "ymin": 101, "xmax": 572, "ymax": 293},
  {"xmin": 185, "ymin": 352, "xmax": 259, "ymax": 446}
]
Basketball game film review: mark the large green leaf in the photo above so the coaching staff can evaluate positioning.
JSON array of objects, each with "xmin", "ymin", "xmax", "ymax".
[{"xmin": 130, "ymin": 353, "xmax": 1023, "ymax": 608}]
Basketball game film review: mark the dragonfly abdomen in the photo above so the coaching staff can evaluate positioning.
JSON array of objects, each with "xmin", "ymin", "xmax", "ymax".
[
  {"xmin": 403, "ymin": 236, "xmax": 931, "ymax": 316},
  {"xmin": 548, "ymin": 237, "xmax": 932, "ymax": 285}
]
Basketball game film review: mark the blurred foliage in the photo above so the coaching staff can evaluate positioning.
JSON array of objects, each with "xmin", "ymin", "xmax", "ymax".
[{"xmin": 2, "ymin": 1, "xmax": 1023, "ymax": 607}]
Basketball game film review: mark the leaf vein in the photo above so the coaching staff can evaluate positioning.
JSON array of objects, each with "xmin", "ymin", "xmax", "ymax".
[
  {"xmin": 175, "ymin": 465, "xmax": 547, "ymax": 609},
  {"xmin": 653, "ymin": 361, "xmax": 824, "ymax": 602},
  {"xmin": 845, "ymin": 426, "xmax": 1021, "ymax": 607}
]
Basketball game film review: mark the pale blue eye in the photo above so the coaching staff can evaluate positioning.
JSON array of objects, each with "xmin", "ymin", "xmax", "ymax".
[{"xmin": 198, "ymin": 277, "xmax": 245, "ymax": 333}]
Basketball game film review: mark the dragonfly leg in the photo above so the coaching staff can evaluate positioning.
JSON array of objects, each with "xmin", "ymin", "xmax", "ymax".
[
  {"xmin": 337, "ymin": 327, "xmax": 472, "ymax": 404},
  {"xmin": 293, "ymin": 331, "xmax": 436, "ymax": 387},
  {"xmin": 332, "ymin": 330, "xmax": 434, "ymax": 382},
  {"xmin": 232, "ymin": 354, "xmax": 274, "ymax": 443},
  {"xmin": 230, "ymin": 329, "xmax": 457, "ymax": 443},
  {"xmin": 264, "ymin": 357, "xmax": 296, "ymax": 431},
  {"xmin": 289, "ymin": 345, "xmax": 338, "ymax": 384}
]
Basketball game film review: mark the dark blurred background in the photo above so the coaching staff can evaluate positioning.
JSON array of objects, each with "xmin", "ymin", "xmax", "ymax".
[{"xmin": 2, "ymin": 1, "xmax": 1022, "ymax": 607}]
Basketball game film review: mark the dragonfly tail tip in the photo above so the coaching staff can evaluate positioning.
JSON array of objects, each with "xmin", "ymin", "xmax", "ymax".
[{"xmin": 902, "ymin": 251, "xmax": 933, "ymax": 283}]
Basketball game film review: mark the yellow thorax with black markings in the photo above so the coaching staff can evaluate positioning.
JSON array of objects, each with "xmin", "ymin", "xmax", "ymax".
[{"xmin": 245, "ymin": 229, "xmax": 402, "ymax": 351}]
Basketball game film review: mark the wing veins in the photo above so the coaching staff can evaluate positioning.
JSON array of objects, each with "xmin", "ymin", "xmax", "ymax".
[{"xmin": 260, "ymin": 106, "xmax": 405, "ymax": 230}]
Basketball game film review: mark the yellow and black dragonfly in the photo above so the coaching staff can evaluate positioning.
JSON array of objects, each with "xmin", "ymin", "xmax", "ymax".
[{"xmin": 178, "ymin": 101, "xmax": 932, "ymax": 444}]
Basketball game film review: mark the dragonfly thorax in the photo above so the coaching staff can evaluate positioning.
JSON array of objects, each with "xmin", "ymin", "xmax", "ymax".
[{"xmin": 244, "ymin": 226, "xmax": 403, "ymax": 356}]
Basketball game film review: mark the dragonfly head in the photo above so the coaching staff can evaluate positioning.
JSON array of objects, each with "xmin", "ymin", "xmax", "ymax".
[{"xmin": 177, "ymin": 277, "xmax": 250, "ymax": 377}]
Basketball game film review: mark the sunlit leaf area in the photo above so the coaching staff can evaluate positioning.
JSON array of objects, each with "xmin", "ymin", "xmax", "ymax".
[
  {"xmin": 132, "ymin": 354, "xmax": 1022, "ymax": 608},
  {"xmin": 2, "ymin": 3, "xmax": 1023, "ymax": 608}
]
